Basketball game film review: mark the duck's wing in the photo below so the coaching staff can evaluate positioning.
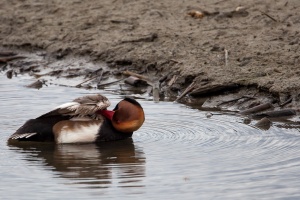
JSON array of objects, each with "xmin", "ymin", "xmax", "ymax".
[{"xmin": 37, "ymin": 94, "xmax": 111, "ymax": 119}]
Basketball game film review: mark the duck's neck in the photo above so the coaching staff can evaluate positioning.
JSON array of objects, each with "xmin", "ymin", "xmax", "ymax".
[{"xmin": 96, "ymin": 119, "xmax": 133, "ymax": 142}]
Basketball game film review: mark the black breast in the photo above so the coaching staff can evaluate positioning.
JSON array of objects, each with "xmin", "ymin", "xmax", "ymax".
[{"xmin": 96, "ymin": 119, "xmax": 133, "ymax": 142}]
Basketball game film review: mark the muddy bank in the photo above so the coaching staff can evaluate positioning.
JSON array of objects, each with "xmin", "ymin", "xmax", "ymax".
[
  {"xmin": 0, "ymin": 0, "xmax": 299, "ymax": 120},
  {"xmin": 1, "ymin": 51, "xmax": 299, "ymax": 127}
]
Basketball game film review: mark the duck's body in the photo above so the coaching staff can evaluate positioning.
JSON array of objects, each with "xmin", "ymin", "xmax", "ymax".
[{"xmin": 8, "ymin": 94, "xmax": 144, "ymax": 144}]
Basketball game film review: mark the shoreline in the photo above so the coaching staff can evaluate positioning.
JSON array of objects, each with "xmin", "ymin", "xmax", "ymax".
[{"xmin": 1, "ymin": 49, "xmax": 299, "ymax": 127}]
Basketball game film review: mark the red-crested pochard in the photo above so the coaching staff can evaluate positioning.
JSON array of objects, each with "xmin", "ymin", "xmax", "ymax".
[{"xmin": 8, "ymin": 94, "xmax": 145, "ymax": 144}]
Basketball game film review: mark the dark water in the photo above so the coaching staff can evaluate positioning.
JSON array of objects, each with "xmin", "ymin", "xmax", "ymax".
[{"xmin": 1, "ymin": 74, "xmax": 300, "ymax": 199}]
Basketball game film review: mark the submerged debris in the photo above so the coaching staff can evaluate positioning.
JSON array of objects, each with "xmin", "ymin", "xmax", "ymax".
[
  {"xmin": 190, "ymin": 83, "xmax": 238, "ymax": 97},
  {"xmin": 26, "ymin": 79, "xmax": 46, "ymax": 89},
  {"xmin": 0, "ymin": 51, "xmax": 17, "ymax": 57},
  {"xmin": 240, "ymin": 103, "xmax": 273, "ymax": 115},
  {"xmin": 0, "ymin": 56, "xmax": 27, "ymax": 63},
  {"xmin": 6, "ymin": 69, "xmax": 15, "ymax": 79},
  {"xmin": 152, "ymin": 82, "xmax": 160, "ymax": 103},
  {"xmin": 122, "ymin": 70, "xmax": 161, "ymax": 102},
  {"xmin": 254, "ymin": 117, "xmax": 272, "ymax": 130},
  {"xmin": 124, "ymin": 76, "xmax": 148, "ymax": 87},
  {"xmin": 252, "ymin": 109, "xmax": 297, "ymax": 119}
]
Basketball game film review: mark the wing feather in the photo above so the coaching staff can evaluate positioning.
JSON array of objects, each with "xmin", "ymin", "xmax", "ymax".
[
  {"xmin": 10, "ymin": 132, "xmax": 37, "ymax": 140},
  {"xmin": 37, "ymin": 94, "xmax": 110, "ymax": 119}
]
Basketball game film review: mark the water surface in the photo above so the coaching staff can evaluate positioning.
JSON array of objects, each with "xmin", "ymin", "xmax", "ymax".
[{"xmin": 1, "ymin": 74, "xmax": 300, "ymax": 199}]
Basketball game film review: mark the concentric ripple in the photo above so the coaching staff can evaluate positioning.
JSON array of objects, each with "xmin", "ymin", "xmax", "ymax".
[
  {"xmin": 137, "ymin": 101, "xmax": 275, "ymax": 148},
  {"xmin": 1, "ymin": 74, "xmax": 300, "ymax": 199}
]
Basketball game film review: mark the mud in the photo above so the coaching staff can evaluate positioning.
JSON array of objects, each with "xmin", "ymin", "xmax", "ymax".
[{"xmin": 0, "ymin": 0, "xmax": 299, "ymax": 119}]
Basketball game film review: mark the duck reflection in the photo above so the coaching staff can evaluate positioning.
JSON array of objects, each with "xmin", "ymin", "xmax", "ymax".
[{"xmin": 8, "ymin": 138, "xmax": 145, "ymax": 189}]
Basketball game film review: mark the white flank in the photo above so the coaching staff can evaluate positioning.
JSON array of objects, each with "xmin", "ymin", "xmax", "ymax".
[{"xmin": 56, "ymin": 123, "xmax": 99, "ymax": 144}]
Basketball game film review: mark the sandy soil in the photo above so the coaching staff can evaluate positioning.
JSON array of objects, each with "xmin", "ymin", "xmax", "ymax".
[{"xmin": 0, "ymin": 0, "xmax": 299, "ymax": 111}]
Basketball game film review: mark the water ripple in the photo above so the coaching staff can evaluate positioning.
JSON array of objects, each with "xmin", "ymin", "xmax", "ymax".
[{"xmin": 2, "ymin": 74, "xmax": 300, "ymax": 199}]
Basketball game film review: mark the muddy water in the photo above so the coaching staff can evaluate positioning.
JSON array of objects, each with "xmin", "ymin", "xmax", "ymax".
[{"xmin": 1, "ymin": 74, "xmax": 300, "ymax": 200}]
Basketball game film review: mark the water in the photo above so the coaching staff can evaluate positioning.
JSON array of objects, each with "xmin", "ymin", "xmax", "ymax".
[{"xmin": 1, "ymin": 74, "xmax": 300, "ymax": 199}]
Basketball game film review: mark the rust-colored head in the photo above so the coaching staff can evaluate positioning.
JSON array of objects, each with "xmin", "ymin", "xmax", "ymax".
[{"xmin": 99, "ymin": 98, "xmax": 145, "ymax": 133}]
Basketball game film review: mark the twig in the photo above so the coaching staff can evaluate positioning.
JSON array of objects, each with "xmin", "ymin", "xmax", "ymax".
[
  {"xmin": 279, "ymin": 97, "xmax": 292, "ymax": 107},
  {"xmin": 123, "ymin": 70, "xmax": 153, "ymax": 85},
  {"xmin": 175, "ymin": 81, "xmax": 196, "ymax": 102},
  {"xmin": 123, "ymin": 70, "xmax": 150, "ymax": 81},
  {"xmin": 217, "ymin": 95, "xmax": 256, "ymax": 106},
  {"xmin": 259, "ymin": 10, "xmax": 278, "ymax": 22},
  {"xmin": 169, "ymin": 59, "xmax": 181, "ymax": 64},
  {"xmin": 121, "ymin": 33, "xmax": 157, "ymax": 43},
  {"xmin": 239, "ymin": 103, "xmax": 273, "ymax": 115},
  {"xmin": 190, "ymin": 83, "xmax": 238, "ymax": 96},
  {"xmin": 97, "ymin": 78, "xmax": 125, "ymax": 88},
  {"xmin": 167, "ymin": 75, "xmax": 178, "ymax": 86},
  {"xmin": 75, "ymin": 70, "xmax": 103, "ymax": 88},
  {"xmin": 224, "ymin": 49, "xmax": 228, "ymax": 66}
]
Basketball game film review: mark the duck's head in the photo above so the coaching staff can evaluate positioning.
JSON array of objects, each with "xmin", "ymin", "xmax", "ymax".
[{"xmin": 98, "ymin": 98, "xmax": 145, "ymax": 133}]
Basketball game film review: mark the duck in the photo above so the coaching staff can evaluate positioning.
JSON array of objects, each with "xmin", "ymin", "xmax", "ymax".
[{"xmin": 8, "ymin": 94, "xmax": 145, "ymax": 144}]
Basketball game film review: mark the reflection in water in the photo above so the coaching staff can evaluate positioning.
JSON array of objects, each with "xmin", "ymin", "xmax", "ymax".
[{"xmin": 8, "ymin": 138, "xmax": 145, "ymax": 189}]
